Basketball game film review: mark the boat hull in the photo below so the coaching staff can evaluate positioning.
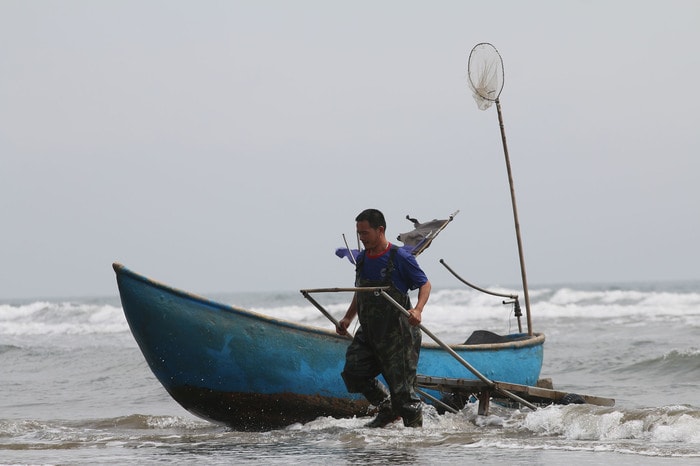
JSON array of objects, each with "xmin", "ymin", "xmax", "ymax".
[{"xmin": 114, "ymin": 263, "xmax": 544, "ymax": 430}]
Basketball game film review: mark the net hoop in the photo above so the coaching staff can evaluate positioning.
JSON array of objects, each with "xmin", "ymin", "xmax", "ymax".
[{"xmin": 467, "ymin": 43, "xmax": 504, "ymax": 110}]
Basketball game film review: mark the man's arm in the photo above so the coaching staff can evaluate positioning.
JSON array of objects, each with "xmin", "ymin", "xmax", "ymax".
[
  {"xmin": 336, "ymin": 293, "xmax": 358, "ymax": 335},
  {"xmin": 408, "ymin": 280, "xmax": 431, "ymax": 326}
]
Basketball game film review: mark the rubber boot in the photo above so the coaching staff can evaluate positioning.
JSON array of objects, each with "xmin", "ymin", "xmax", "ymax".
[
  {"xmin": 401, "ymin": 410, "xmax": 423, "ymax": 428},
  {"xmin": 362, "ymin": 381, "xmax": 391, "ymax": 407},
  {"xmin": 362, "ymin": 381, "xmax": 400, "ymax": 428},
  {"xmin": 400, "ymin": 401, "xmax": 423, "ymax": 428},
  {"xmin": 365, "ymin": 399, "xmax": 400, "ymax": 428}
]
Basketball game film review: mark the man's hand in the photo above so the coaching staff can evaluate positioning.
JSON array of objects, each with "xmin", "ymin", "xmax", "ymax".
[
  {"xmin": 407, "ymin": 308, "xmax": 422, "ymax": 326},
  {"xmin": 336, "ymin": 316, "xmax": 352, "ymax": 335}
]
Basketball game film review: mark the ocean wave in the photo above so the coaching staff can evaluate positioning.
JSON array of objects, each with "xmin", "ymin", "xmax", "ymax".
[
  {"xmin": 81, "ymin": 414, "xmax": 213, "ymax": 430},
  {"xmin": 2, "ymin": 405, "xmax": 699, "ymax": 459},
  {"xmin": 618, "ymin": 348, "xmax": 700, "ymax": 379},
  {"xmin": 0, "ymin": 415, "xmax": 218, "ymax": 451},
  {"xmin": 295, "ymin": 286, "xmax": 700, "ymax": 322},
  {"xmin": 0, "ymin": 344, "xmax": 21, "ymax": 354},
  {"xmin": 522, "ymin": 404, "xmax": 700, "ymax": 445},
  {"xmin": 2, "ymin": 283, "xmax": 698, "ymax": 337},
  {"xmin": 253, "ymin": 286, "xmax": 700, "ymax": 342},
  {"xmin": 275, "ymin": 403, "xmax": 700, "ymax": 457},
  {"xmin": 290, "ymin": 402, "xmax": 700, "ymax": 443},
  {"xmin": 0, "ymin": 301, "xmax": 128, "ymax": 336}
]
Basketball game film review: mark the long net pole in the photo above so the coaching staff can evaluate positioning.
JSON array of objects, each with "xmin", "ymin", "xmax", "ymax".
[{"xmin": 495, "ymin": 98, "xmax": 532, "ymax": 335}]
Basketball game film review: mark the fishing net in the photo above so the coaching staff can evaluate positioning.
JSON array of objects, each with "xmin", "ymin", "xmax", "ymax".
[
  {"xmin": 466, "ymin": 42, "xmax": 535, "ymax": 335},
  {"xmin": 467, "ymin": 42, "xmax": 504, "ymax": 110}
]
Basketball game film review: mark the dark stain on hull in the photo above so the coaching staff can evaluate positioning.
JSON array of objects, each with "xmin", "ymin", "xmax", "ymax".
[{"xmin": 168, "ymin": 385, "xmax": 372, "ymax": 431}]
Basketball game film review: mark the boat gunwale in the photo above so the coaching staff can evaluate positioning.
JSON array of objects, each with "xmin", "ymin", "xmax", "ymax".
[{"xmin": 113, "ymin": 262, "xmax": 544, "ymax": 351}]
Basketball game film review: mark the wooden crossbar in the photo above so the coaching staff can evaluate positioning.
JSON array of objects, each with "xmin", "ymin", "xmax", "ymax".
[{"xmin": 416, "ymin": 374, "xmax": 615, "ymax": 414}]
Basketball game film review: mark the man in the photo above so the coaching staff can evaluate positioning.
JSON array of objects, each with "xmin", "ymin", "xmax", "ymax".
[{"xmin": 336, "ymin": 208, "xmax": 431, "ymax": 428}]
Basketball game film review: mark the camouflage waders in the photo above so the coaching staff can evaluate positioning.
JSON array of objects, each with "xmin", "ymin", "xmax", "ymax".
[{"xmin": 341, "ymin": 247, "xmax": 423, "ymax": 427}]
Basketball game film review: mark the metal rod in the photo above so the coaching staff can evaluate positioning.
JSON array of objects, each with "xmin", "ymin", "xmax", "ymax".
[
  {"xmin": 300, "ymin": 287, "xmax": 390, "ymax": 338},
  {"xmin": 440, "ymin": 259, "xmax": 518, "ymax": 300},
  {"xmin": 300, "ymin": 291, "xmax": 352, "ymax": 339},
  {"xmin": 300, "ymin": 287, "xmax": 389, "ymax": 294},
  {"xmin": 495, "ymin": 98, "xmax": 533, "ymax": 336},
  {"xmin": 503, "ymin": 299, "xmax": 523, "ymax": 333},
  {"xmin": 379, "ymin": 290, "xmax": 538, "ymax": 411},
  {"xmin": 440, "ymin": 258, "xmax": 523, "ymax": 332},
  {"xmin": 415, "ymin": 388, "xmax": 459, "ymax": 414},
  {"xmin": 342, "ymin": 234, "xmax": 356, "ymax": 265}
]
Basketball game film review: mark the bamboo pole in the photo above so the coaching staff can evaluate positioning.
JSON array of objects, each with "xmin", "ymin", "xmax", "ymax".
[{"xmin": 496, "ymin": 98, "xmax": 533, "ymax": 335}]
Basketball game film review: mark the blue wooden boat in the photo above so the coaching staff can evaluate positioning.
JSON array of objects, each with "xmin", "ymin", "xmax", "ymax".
[
  {"xmin": 113, "ymin": 262, "xmax": 545, "ymax": 430},
  {"xmin": 112, "ymin": 46, "xmax": 626, "ymax": 427}
]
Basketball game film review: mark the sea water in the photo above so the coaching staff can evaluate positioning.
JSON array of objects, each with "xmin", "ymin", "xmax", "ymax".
[{"xmin": 1, "ymin": 280, "xmax": 699, "ymax": 465}]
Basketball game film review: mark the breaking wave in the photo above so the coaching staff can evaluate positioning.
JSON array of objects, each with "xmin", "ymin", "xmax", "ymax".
[
  {"xmin": 2, "ymin": 404, "xmax": 698, "ymax": 458},
  {"xmin": 0, "ymin": 300, "xmax": 127, "ymax": 336}
]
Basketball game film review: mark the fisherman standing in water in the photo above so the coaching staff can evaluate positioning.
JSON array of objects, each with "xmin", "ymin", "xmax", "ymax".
[{"xmin": 336, "ymin": 208, "xmax": 431, "ymax": 428}]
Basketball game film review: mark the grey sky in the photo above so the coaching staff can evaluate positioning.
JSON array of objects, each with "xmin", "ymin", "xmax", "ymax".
[{"xmin": 1, "ymin": 1, "xmax": 698, "ymax": 300}]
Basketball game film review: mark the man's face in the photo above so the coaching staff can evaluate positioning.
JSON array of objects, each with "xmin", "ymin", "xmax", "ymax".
[{"xmin": 356, "ymin": 220, "xmax": 384, "ymax": 251}]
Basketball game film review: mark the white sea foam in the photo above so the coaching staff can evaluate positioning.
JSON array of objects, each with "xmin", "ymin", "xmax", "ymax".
[
  {"xmin": 0, "ymin": 301, "xmax": 127, "ymax": 336},
  {"xmin": 222, "ymin": 284, "xmax": 700, "ymax": 342},
  {"xmin": 1, "ymin": 283, "xmax": 698, "ymax": 338},
  {"xmin": 522, "ymin": 404, "xmax": 700, "ymax": 444}
]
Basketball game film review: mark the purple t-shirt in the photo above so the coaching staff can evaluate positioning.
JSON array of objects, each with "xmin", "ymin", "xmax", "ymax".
[{"xmin": 357, "ymin": 243, "xmax": 428, "ymax": 294}]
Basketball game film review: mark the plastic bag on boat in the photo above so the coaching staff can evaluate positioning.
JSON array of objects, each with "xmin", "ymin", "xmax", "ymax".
[{"xmin": 335, "ymin": 247, "xmax": 361, "ymax": 264}]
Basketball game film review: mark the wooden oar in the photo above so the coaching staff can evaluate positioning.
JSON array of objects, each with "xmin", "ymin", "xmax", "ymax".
[
  {"xmin": 379, "ymin": 290, "xmax": 538, "ymax": 411},
  {"xmin": 416, "ymin": 375, "xmax": 615, "ymax": 407}
]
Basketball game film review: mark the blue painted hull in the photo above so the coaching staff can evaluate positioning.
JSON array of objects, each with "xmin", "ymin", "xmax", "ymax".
[{"xmin": 113, "ymin": 263, "xmax": 544, "ymax": 429}]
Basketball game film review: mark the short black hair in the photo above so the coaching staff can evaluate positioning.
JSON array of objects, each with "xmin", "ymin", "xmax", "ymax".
[{"xmin": 355, "ymin": 208, "xmax": 386, "ymax": 230}]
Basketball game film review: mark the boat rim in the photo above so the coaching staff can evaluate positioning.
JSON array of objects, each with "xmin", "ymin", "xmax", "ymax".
[{"xmin": 113, "ymin": 261, "xmax": 544, "ymax": 350}]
